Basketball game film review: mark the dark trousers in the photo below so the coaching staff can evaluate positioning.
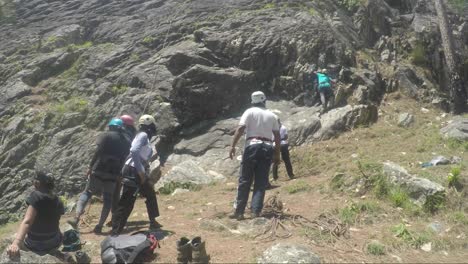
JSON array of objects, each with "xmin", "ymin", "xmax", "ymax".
[
  {"xmin": 319, "ymin": 88, "xmax": 334, "ymax": 111},
  {"xmin": 111, "ymin": 181, "xmax": 159, "ymax": 234},
  {"xmin": 272, "ymin": 144, "xmax": 294, "ymax": 179},
  {"xmin": 235, "ymin": 143, "xmax": 273, "ymax": 215}
]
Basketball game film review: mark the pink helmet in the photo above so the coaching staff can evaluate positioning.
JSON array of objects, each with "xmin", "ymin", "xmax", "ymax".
[{"xmin": 120, "ymin": 115, "xmax": 135, "ymax": 126}]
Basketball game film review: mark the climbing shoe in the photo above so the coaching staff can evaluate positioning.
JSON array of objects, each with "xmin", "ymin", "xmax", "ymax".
[
  {"xmin": 228, "ymin": 213, "xmax": 244, "ymax": 221},
  {"xmin": 191, "ymin": 236, "xmax": 210, "ymax": 264},
  {"xmin": 176, "ymin": 237, "xmax": 192, "ymax": 264},
  {"xmin": 67, "ymin": 217, "xmax": 79, "ymax": 229},
  {"xmin": 93, "ymin": 224, "xmax": 102, "ymax": 234}
]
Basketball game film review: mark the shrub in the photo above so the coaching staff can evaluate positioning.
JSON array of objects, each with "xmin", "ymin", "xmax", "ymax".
[
  {"xmin": 447, "ymin": 166, "xmax": 462, "ymax": 189},
  {"xmin": 142, "ymin": 36, "xmax": 154, "ymax": 44},
  {"xmin": 262, "ymin": 3, "xmax": 275, "ymax": 9},
  {"xmin": 110, "ymin": 85, "xmax": 128, "ymax": 96},
  {"xmin": 423, "ymin": 192, "xmax": 445, "ymax": 214},
  {"xmin": 390, "ymin": 188, "xmax": 409, "ymax": 208},
  {"xmin": 286, "ymin": 180, "xmax": 311, "ymax": 194},
  {"xmin": 411, "ymin": 43, "xmax": 427, "ymax": 66},
  {"xmin": 367, "ymin": 241, "xmax": 385, "ymax": 255}
]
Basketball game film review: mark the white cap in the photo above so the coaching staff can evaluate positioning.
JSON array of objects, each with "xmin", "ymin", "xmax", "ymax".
[{"xmin": 251, "ymin": 91, "xmax": 266, "ymax": 104}]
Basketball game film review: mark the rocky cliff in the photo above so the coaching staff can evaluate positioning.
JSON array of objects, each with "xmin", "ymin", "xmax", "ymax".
[{"xmin": 0, "ymin": 0, "xmax": 466, "ymax": 223}]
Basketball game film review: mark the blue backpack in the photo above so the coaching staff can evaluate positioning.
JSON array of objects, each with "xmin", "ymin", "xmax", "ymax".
[{"xmin": 317, "ymin": 73, "xmax": 332, "ymax": 90}]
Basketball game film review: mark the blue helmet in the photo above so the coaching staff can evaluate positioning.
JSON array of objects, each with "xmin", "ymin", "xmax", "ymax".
[{"xmin": 108, "ymin": 118, "xmax": 123, "ymax": 128}]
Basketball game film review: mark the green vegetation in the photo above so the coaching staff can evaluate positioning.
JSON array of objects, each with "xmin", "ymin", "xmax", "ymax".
[
  {"xmin": 110, "ymin": 85, "xmax": 128, "ymax": 96},
  {"xmin": 142, "ymin": 36, "xmax": 155, "ymax": 44},
  {"xmin": 410, "ymin": 43, "xmax": 427, "ymax": 66},
  {"xmin": 61, "ymin": 55, "xmax": 88, "ymax": 80},
  {"xmin": 262, "ymin": 3, "xmax": 276, "ymax": 9},
  {"xmin": 0, "ymin": 0, "xmax": 16, "ymax": 24},
  {"xmin": 390, "ymin": 188, "xmax": 409, "ymax": 208},
  {"xmin": 446, "ymin": 138, "xmax": 468, "ymax": 151},
  {"xmin": 286, "ymin": 180, "xmax": 311, "ymax": 194},
  {"xmin": 67, "ymin": 41, "xmax": 93, "ymax": 51},
  {"xmin": 447, "ymin": 166, "xmax": 462, "ymax": 189},
  {"xmin": 339, "ymin": 0, "xmax": 365, "ymax": 11},
  {"xmin": 448, "ymin": 0, "xmax": 468, "ymax": 11},
  {"xmin": 159, "ymin": 182, "xmax": 201, "ymax": 195},
  {"xmin": 51, "ymin": 97, "xmax": 88, "ymax": 114},
  {"xmin": 392, "ymin": 223, "xmax": 431, "ymax": 248},
  {"xmin": 339, "ymin": 201, "xmax": 381, "ymax": 225},
  {"xmin": 366, "ymin": 241, "xmax": 386, "ymax": 255},
  {"xmin": 308, "ymin": 7, "xmax": 317, "ymax": 16},
  {"xmin": 448, "ymin": 211, "xmax": 468, "ymax": 225},
  {"xmin": 423, "ymin": 192, "xmax": 445, "ymax": 214}
]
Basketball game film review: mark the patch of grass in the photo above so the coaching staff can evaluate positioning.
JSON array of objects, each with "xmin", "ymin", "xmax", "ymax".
[
  {"xmin": 159, "ymin": 182, "xmax": 201, "ymax": 195},
  {"xmin": 447, "ymin": 166, "xmax": 462, "ymax": 189},
  {"xmin": 339, "ymin": 201, "xmax": 381, "ymax": 225},
  {"xmin": 446, "ymin": 138, "xmax": 468, "ymax": 151},
  {"xmin": 286, "ymin": 180, "xmax": 311, "ymax": 194},
  {"xmin": 390, "ymin": 188, "xmax": 410, "ymax": 208},
  {"xmin": 411, "ymin": 42, "xmax": 428, "ymax": 66},
  {"xmin": 142, "ymin": 36, "xmax": 155, "ymax": 44},
  {"xmin": 339, "ymin": 0, "xmax": 365, "ymax": 11},
  {"xmin": 308, "ymin": 7, "xmax": 317, "ymax": 16},
  {"xmin": 330, "ymin": 173, "xmax": 346, "ymax": 190},
  {"xmin": 61, "ymin": 55, "xmax": 88, "ymax": 80},
  {"xmin": 392, "ymin": 223, "xmax": 433, "ymax": 248},
  {"xmin": 448, "ymin": 211, "xmax": 468, "ymax": 225},
  {"xmin": 66, "ymin": 41, "xmax": 93, "ymax": 51},
  {"xmin": 423, "ymin": 192, "xmax": 445, "ymax": 214},
  {"xmin": 371, "ymin": 173, "xmax": 391, "ymax": 199},
  {"xmin": 262, "ymin": 3, "xmax": 276, "ymax": 9},
  {"xmin": 448, "ymin": 0, "xmax": 468, "ymax": 11},
  {"xmin": 110, "ymin": 85, "xmax": 128, "ymax": 96},
  {"xmin": 366, "ymin": 241, "xmax": 385, "ymax": 255}
]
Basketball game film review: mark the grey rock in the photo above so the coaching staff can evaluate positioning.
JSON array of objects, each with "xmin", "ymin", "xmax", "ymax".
[
  {"xmin": 42, "ymin": 24, "xmax": 83, "ymax": 51},
  {"xmin": 381, "ymin": 49, "xmax": 391, "ymax": 62},
  {"xmin": 148, "ymin": 159, "xmax": 161, "ymax": 185},
  {"xmin": 236, "ymin": 217, "xmax": 269, "ymax": 236},
  {"xmin": 171, "ymin": 188, "xmax": 190, "ymax": 196},
  {"xmin": 440, "ymin": 118, "xmax": 468, "ymax": 141},
  {"xmin": 199, "ymin": 219, "xmax": 231, "ymax": 233},
  {"xmin": 2, "ymin": 81, "xmax": 31, "ymax": 102},
  {"xmin": 383, "ymin": 162, "xmax": 445, "ymax": 205},
  {"xmin": 395, "ymin": 66, "xmax": 423, "ymax": 98},
  {"xmin": 155, "ymin": 160, "xmax": 225, "ymax": 190},
  {"xmin": 0, "ymin": 250, "xmax": 62, "ymax": 264},
  {"xmin": 398, "ymin": 113, "xmax": 414, "ymax": 127},
  {"xmin": 258, "ymin": 243, "xmax": 320, "ymax": 264},
  {"xmin": 353, "ymin": 85, "xmax": 370, "ymax": 104}
]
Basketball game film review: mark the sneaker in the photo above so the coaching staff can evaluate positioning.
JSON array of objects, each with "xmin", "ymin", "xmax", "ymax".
[
  {"xmin": 228, "ymin": 213, "xmax": 244, "ymax": 221},
  {"xmin": 149, "ymin": 221, "xmax": 163, "ymax": 230},
  {"xmin": 93, "ymin": 225, "xmax": 102, "ymax": 234}
]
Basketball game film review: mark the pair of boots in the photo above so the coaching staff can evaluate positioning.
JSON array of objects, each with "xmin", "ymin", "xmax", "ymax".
[{"xmin": 177, "ymin": 236, "xmax": 210, "ymax": 264}]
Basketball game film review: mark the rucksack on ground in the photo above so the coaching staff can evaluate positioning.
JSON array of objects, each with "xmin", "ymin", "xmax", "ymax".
[
  {"xmin": 62, "ymin": 229, "xmax": 82, "ymax": 252},
  {"xmin": 101, "ymin": 233, "xmax": 159, "ymax": 264}
]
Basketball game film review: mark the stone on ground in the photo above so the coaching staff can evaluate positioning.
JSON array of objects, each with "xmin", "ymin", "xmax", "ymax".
[
  {"xmin": 398, "ymin": 113, "xmax": 414, "ymax": 127},
  {"xmin": 257, "ymin": 243, "xmax": 320, "ymax": 264},
  {"xmin": 440, "ymin": 118, "xmax": 468, "ymax": 141},
  {"xmin": 0, "ymin": 250, "xmax": 62, "ymax": 263}
]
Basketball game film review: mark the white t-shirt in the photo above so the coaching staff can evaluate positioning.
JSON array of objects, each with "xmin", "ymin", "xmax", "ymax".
[
  {"xmin": 272, "ymin": 125, "xmax": 288, "ymax": 145},
  {"xmin": 239, "ymin": 107, "xmax": 279, "ymax": 142}
]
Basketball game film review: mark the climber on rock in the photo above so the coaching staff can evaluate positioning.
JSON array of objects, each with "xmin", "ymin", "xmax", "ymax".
[
  {"xmin": 272, "ymin": 119, "xmax": 295, "ymax": 181},
  {"xmin": 316, "ymin": 68, "xmax": 335, "ymax": 114},
  {"xmin": 111, "ymin": 114, "xmax": 162, "ymax": 235},
  {"xmin": 229, "ymin": 91, "xmax": 281, "ymax": 220},
  {"xmin": 68, "ymin": 118, "xmax": 130, "ymax": 234}
]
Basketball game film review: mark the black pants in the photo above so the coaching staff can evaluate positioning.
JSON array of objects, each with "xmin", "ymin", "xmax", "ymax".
[
  {"xmin": 111, "ymin": 181, "xmax": 159, "ymax": 235},
  {"xmin": 272, "ymin": 144, "xmax": 294, "ymax": 179},
  {"xmin": 235, "ymin": 143, "xmax": 273, "ymax": 215}
]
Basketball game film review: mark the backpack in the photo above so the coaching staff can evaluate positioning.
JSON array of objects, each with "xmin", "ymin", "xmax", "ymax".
[
  {"xmin": 101, "ymin": 233, "xmax": 159, "ymax": 264},
  {"xmin": 62, "ymin": 229, "xmax": 82, "ymax": 252},
  {"xmin": 317, "ymin": 72, "xmax": 332, "ymax": 90}
]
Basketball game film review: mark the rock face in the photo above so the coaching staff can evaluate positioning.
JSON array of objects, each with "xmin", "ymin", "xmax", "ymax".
[
  {"xmin": 257, "ymin": 243, "xmax": 321, "ymax": 264},
  {"xmin": 383, "ymin": 162, "xmax": 445, "ymax": 206},
  {"xmin": 440, "ymin": 118, "xmax": 468, "ymax": 141},
  {"xmin": 0, "ymin": 0, "xmax": 466, "ymax": 223}
]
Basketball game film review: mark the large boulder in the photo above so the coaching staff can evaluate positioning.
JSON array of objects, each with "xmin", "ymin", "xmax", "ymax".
[
  {"xmin": 0, "ymin": 250, "xmax": 62, "ymax": 263},
  {"xmin": 383, "ymin": 162, "xmax": 445, "ymax": 205},
  {"xmin": 440, "ymin": 118, "xmax": 468, "ymax": 141},
  {"xmin": 257, "ymin": 243, "xmax": 321, "ymax": 264},
  {"xmin": 155, "ymin": 160, "xmax": 225, "ymax": 190}
]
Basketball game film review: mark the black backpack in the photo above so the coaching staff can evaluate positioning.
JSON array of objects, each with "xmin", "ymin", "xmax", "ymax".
[{"xmin": 101, "ymin": 233, "xmax": 159, "ymax": 264}]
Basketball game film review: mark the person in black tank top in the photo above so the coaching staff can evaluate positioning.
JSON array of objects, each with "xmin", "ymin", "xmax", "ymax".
[{"xmin": 7, "ymin": 171, "xmax": 64, "ymax": 258}]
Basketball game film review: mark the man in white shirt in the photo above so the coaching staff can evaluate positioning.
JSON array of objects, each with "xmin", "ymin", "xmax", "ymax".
[
  {"xmin": 272, "ymin": 119, "xmax": 295, "ymax": 180},
  {"xmin": 229, "ymin": 91, "xmax": 280, "ymax": 220}
]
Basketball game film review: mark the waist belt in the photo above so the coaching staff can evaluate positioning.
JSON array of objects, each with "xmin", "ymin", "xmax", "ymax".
[{"xmin": 247, "ymin": 137, "xmax": 272, "ymax": 142}]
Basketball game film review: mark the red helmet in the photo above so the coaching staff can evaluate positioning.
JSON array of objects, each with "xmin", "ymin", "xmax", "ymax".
[{"xmin": 120, "ymin": 115, "xmax": 135, "ymax": 126}]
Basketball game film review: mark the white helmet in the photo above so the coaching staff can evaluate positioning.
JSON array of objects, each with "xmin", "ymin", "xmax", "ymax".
[
  {"xmin": 138, "ymin": 114, "xmax": 156, "ymax": 127},
  {"xmin": 251, "ymin": 91, "xmax": 266, "ymax": 104},
  {"xmin": 321, "ymin": 68, "xmax": 328, "ymax": 74}
]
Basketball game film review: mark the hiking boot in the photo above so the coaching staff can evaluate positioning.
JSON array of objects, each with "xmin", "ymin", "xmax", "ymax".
[
  {"xmin": 93, "ymin": 225, "xmax": 102, "ymax": 234},
  {"xmin": 149, "ymin": 220, "xmax": 163, "ymax": 230},
  {"xmin": 251, "ymin": 212, "xmax": 261, "ymax": 218},
  {"xmin": 228, "ymin": 213, "xmax": 244, "ymax": 221},
  {"xmin": 67, "ymin": 217, "xmax": 79, "ymax": 229},
  {"xmin": 191, "ymin": 236, "xmax": 210, "ymax": 264},
  {"xmin": 176, "ymin": 237, "xmax": 192, "ymax": 264}
]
